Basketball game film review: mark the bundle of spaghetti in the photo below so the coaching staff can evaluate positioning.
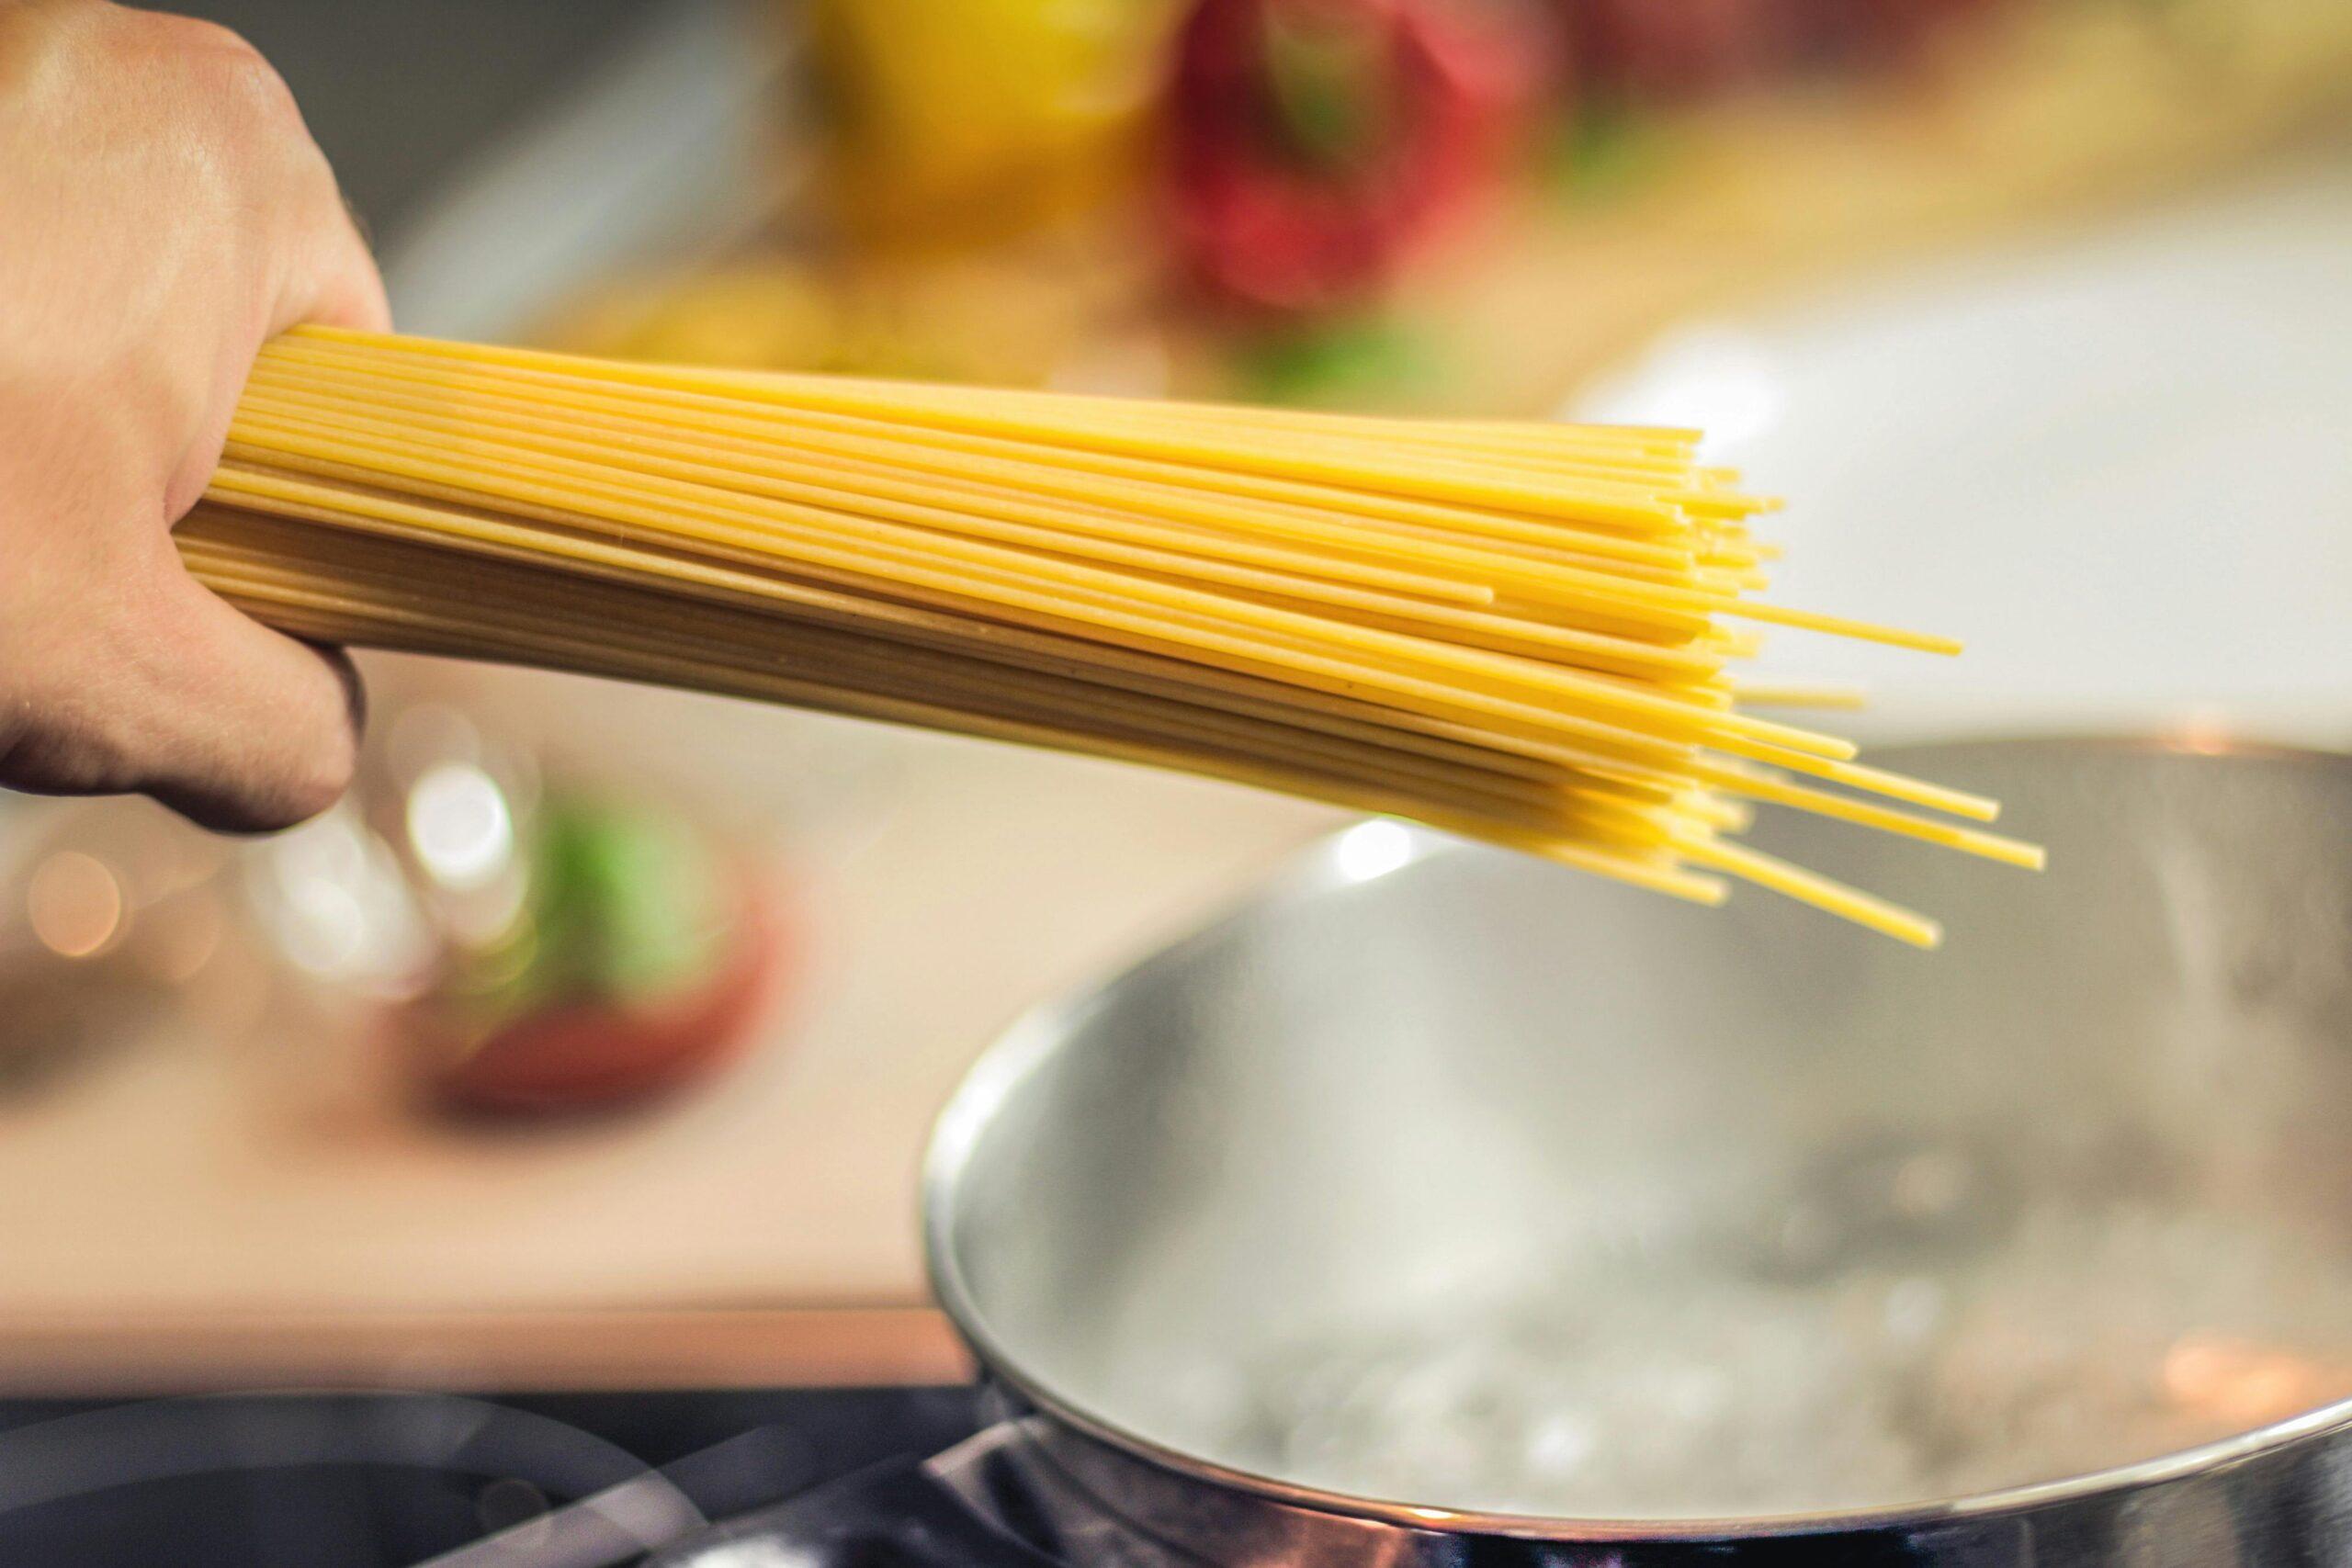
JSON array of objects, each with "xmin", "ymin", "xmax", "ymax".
[{"xmin": 178, "ymin": 325, "xmax": 2041, "ymax": 945}]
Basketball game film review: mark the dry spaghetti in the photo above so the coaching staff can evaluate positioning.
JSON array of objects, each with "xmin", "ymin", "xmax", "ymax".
[{"xmin": 180, "ymin": 326, "xmax": 2041, "ymax": 945}]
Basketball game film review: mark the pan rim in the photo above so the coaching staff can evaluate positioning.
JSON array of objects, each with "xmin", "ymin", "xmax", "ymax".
[{"xmin": 921, "ymin": 728, "xmax": 2352, "ymax": 1541}]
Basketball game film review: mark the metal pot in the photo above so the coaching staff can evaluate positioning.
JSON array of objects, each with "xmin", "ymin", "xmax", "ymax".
[{"xmin": 674, "ymin": 737, "xmax": 2352, "ymax": 1565}]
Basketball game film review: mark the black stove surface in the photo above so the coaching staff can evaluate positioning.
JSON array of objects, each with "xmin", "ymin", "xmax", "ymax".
[{"xmin": 0, "ymin": 1386, "xmax": 987, "ymax": 1568}]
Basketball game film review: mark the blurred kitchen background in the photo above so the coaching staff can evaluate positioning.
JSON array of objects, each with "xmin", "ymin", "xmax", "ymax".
[{"xmin": 0, "ymin": 0, "xmax": 2346, "ymax": 1393}]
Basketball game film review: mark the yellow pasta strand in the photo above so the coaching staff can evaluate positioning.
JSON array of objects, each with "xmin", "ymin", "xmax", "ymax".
[{"xmin": 180, "ymin": 327, "xmax": 2040, "ymax": 943}]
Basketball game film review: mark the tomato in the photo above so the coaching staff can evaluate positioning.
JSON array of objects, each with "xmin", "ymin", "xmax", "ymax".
[
  {"xmin": 407, "ymin": 797, "xmax": 793, "ymax": 1118},
  {"xmin": 1166, "ymin": 0, "xmax": 1543, "ymax": 314},
  {"xmin": 423, "ymin": 880, "xmax": 786, "ymax": 1117}
]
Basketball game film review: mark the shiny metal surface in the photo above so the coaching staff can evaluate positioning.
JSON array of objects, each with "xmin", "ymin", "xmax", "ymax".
[{"xmin": 926, "ymin": 739, "xmax": 2352, "ymax": 1563}]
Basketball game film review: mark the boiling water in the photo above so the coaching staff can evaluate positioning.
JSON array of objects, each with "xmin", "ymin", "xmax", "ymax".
[
  {"xmin": 1156, "ymin": 1193, "xmax": 2352, "ymax": 1518},
  {"xmin": 1133, "ymin": 881, "xmax": 2352, "ymax": 1521}
]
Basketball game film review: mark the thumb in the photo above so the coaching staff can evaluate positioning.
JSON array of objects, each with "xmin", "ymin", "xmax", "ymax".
[
  {"xmin": 137, "ymin": 196, "xmax": 382, "ymax": 830},
  {"xmin": 277, "ymin": 186, "xmax": 391, "ymax": 338},
  {"xmin": 115, "ymin": 540, "xmax": 366, "ymax": 832}
]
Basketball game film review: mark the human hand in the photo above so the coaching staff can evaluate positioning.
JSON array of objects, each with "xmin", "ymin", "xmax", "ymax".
[{"xmin": 0, "ymin": 0, "xmax": 388, "ymax": 829}]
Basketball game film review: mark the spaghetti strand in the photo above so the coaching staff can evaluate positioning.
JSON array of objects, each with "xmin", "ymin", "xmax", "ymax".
[{"xmin": 184, "ymin": 328, "xmax": 2038, "ymax": 943}]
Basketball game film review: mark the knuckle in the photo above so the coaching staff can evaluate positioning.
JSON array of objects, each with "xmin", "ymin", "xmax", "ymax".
[
  {"xmin": 220, "ymin": 52, "xmax": 301, "ymax": 128},
  {"xmin": 170, "ymin": 18, "xmax": 300, "ymax": 127},
  {"xmin": 173, "ymin": 14, "xmax": 266, "ymax": 68}
]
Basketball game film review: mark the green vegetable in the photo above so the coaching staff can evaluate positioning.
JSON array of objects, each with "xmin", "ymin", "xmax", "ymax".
[
  {"xmin": 1233, "ymin": 316, "xmax": 1441, "ymax": 408},
  {"xmin": 1546, "ymin": 103, "xmax": 1663, "ymax": 204},
  {"xmin": 441, "ymin": 796, "xmax": 727, "ymax": 1031}
]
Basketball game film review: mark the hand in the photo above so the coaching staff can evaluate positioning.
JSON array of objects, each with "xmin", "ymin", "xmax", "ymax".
[{"xmin": 0, "ymin": 0, "xmax": 388, "ymax": 829}]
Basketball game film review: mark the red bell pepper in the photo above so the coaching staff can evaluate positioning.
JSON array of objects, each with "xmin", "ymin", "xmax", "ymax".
[{"xmin": 1166, "ymin": 0, "xmax": 1543, "ymax": 314}]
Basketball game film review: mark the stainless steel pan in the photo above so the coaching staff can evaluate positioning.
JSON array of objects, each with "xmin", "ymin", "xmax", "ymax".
[{"xmin": 682, "ymin": 737, "xmax": 2352, "ymax": 1565}]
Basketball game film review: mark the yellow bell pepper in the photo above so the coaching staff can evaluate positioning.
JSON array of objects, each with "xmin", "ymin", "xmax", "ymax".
[{"xmin": 806, "ymin": 0, "xmax": 1184, "ymax": 244}]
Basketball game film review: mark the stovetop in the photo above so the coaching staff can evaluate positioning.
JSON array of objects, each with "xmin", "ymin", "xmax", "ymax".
[{"xmin": 0, "ymin": 1386, "xmax": 990, "ymax": 1568}]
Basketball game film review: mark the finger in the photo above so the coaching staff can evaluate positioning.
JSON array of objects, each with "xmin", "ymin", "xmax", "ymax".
[
  {"xmin": 289, "ymin": 196, "xmax": 392, "ymax": 335},
  {"xmin": 150, "ymin": 171, "xmax": 380, "ymax": 826},
  {"xmin": 164, "ymin": 179, "xmax": 390, "ymax": 519},
  {"xmin": 273, "ymin": 172, "xmax": 390, "ymax": 337},
  {"xmin": 111, "ymin": 541, "xmax": 367, "ymax": 832}
]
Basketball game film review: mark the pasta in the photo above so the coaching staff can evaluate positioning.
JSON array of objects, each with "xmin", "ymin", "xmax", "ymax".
[{"xmin": 180, "ymin": 326, "xmax": 2041, "ymax": 945}]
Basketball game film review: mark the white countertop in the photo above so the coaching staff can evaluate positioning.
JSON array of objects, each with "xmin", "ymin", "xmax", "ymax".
[{"xmin": 1580, "ymin": 150, "xmax": 2352, "ymax": 749}]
